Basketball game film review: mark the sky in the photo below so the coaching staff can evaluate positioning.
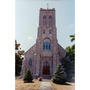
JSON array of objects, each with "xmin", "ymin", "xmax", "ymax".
[{"xmin": 15, "ymin": 0, "xmax": 75, "ymax": 52}]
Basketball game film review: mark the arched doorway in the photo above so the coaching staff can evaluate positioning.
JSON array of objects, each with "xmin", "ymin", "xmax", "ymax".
[{"xmin": 43, "ymin": 61, "xmax": 50, "ymax": 75}]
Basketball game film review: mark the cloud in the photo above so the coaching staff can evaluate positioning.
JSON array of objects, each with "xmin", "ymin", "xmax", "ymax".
[{"xmin": 27, "ymin": 37, "xmax": 34, "ymax": 41}]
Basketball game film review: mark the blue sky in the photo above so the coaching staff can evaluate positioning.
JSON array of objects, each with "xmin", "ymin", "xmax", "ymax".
[{"xmin": 15, "ymin": 0, "xmax": 75, "ymax": 52}]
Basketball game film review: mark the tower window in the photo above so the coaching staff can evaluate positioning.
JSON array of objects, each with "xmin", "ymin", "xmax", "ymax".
[
  {"xmin": 49, "ymin": 29, "xmax": 52, "ymax": 34},
  {"xmin": 43, "ymin": 30, "xmax": 45, "ymax": 34},
  {"xmin": 43, "ymin": 16, "xmax": 46, "ymax": 26},
  {"xmin": 43, "ymin": 39, "xmax": 51, "ymax": 50},
  {"xmin": 49, "ymin": 16, "xmax": 52, "ymax": 26}
]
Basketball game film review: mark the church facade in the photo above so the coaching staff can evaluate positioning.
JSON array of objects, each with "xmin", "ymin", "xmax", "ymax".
[{"xmin": 21, "ymin": 8, "xmax": 66, "ymax": 78}]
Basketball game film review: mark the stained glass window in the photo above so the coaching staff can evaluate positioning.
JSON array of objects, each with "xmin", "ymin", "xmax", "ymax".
[
  {"xmin": 43, "ymin": 39, "xmax": 51, "ymax": 50},
  {"xmin": 29, "ymin": 59, "xmax": 32, "ymax": 67}
]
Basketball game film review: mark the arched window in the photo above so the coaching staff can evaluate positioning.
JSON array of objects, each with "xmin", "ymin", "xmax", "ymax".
[
  {"xmin": 43, "ymin": 30, "xmax": 45, "ymax": 34},
  {"xmin": 43, "ymin": 39, "xmax": 51, "ymax": 50},
  {"xmin": 43, "ymin": 61, "xmax": 49, "ymax": 66},
  {"xmin": 29, "ymin": 59, "xmax": 32, "ymax": 67},
  {"xmin": 43, "ymin": 16, "xmax": 46, "ymax": 26},
  {"xmin": 49, "ymin": 29, "xmax": 52, "ymax": 34},
  {"xmin": 49, "ymin": 16, "xmax": 52, "ymax": 26}
]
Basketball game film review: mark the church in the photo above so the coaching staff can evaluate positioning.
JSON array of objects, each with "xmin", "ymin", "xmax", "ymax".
[{"xmin": 21, "ymin": 7, "xmax": 66, "ymax": 78}]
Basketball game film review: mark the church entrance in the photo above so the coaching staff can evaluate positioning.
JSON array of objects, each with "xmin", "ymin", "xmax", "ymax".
[{"xmin": 43, "ymin": 61, "xmax": 50, "ymax": 75}]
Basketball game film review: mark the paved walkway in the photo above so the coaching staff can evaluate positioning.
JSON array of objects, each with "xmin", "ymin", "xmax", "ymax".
[{"xmin": 39, "ymin": 82, "xmax": 53, "ymax": 90}]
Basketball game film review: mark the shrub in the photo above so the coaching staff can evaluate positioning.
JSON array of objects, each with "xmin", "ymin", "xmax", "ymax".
[{"xmin": 23, "ymin": 68, "xmax": 33, "ymax": 83}]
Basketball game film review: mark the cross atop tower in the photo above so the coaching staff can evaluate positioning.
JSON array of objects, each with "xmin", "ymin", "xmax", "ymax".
[{"xmin": 47, "ymin": 4, "xmax": 49, "ymax": 9}]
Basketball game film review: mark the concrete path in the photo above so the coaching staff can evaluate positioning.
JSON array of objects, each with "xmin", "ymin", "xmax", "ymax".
[{"xmin": 39, "ymin": 82, "xmax": 53, "ymax": 90}]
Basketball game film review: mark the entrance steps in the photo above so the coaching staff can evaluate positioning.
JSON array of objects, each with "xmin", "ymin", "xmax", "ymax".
[{"xmin": 42, "ymin": 75, "xmax": 52, "ymax": 79}]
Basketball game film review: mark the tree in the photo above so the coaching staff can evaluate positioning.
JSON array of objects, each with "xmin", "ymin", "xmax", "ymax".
[
  {"xmin": 52, "ymin": 63, "xmax": 66, "ymax": 84},
  {"xmin": 65, "ymin": 45, "xmax": 75, "ymax": 62},
  {"xmin": 15, "ymin": 40, "xmax": 20, "ymax": 50},
  {"xmin": 15, "ymin": 40, "xmax": 24, "ymax": 77},
  {"xmin": 65, "ymin": 34, "xmax": 75, "ymax": 62},
  {"xmin": 62, "ymin": 58, "xmax": 75, "ymax": 81},
  {"xmin": 70, "ymin": 34, "xmax": 75, "ymax": 42},
  {"xmin": 61, "ymin": 34, "xmax": 75, "ymax": 81},
  {"xmin": 15, "ymin": 40, "xmax": 24, "ymax": 55},
  {"xmin": 15, "ymin": 53, "xmax": 22, "ymax": 76},
  {"xmin": 23, "ymin": 68, "xmax": 33, "ymax": 83}
]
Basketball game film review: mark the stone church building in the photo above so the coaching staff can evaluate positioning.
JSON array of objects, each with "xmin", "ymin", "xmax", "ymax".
[{"xmin": 21, "ymin": 8, "xmax": 66, "ymax": 78}]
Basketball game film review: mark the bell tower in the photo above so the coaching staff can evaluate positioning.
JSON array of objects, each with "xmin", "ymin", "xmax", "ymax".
[
  {"xmin": 37, "ymin": 7, "xmax": 57, "ymax": 40},
  {"xmin": 36, "ymin": 7, "xmax": 58, "ymax": 77},
  {"xmin": 39, "ymin": 8, "xmax": 56, "ymax": 27}
]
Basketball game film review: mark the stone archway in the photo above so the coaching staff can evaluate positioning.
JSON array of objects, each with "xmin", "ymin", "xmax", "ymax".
[{"xmin": 43, "ymin": 61, "xmax": 50, "ymax": 75}]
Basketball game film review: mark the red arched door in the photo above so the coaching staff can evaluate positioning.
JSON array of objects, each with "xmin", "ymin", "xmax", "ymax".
[{"xmin": 43, "ymin": 61, "xmax": 50, "ymax": 75}]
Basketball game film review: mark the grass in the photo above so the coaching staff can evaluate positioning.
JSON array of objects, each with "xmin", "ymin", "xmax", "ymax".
[
  {"xmin": 51, "ymin": 81, "xmax": 75, "ymax": 90},
  {"xmin": 15, "ymin": 79, "xmax": 41, "ymax": 90},
  {"xmin": 15, "ymin": 79, "xmax": 75, "ymax": 90}
]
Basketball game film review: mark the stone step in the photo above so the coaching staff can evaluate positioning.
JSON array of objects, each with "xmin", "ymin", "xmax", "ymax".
[{"xmin": 42, "ymin": 75, "xmax": 52, "ymax": 79}]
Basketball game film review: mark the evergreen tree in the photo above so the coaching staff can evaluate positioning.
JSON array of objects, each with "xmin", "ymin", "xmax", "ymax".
[
  {"xmin": 62, "ymin": 58, "xmax": 75, "ymax": 81},
  {"xmin": 23, "ymin": 68, "xmax": 33, "ymax": 83},
  {"xmin": 52, "ymin": 63, "xmax": 66, "ymax": 84}
]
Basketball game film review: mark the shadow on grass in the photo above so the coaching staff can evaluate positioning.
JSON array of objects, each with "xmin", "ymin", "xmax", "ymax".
[
  {"xmin": 67, "ymin": 80, "xmax": 75, "ymax": 83},
  {"xmin": 54, "ymin": 82, "xmax": 71, "ymax": 86},
  {"xmin": 24, "ymin": 80, "xmax": 34, "ymax": 83},
  {"xmin": 67, "ymin": 78, "xmax": 75, "ymax": 83}
]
